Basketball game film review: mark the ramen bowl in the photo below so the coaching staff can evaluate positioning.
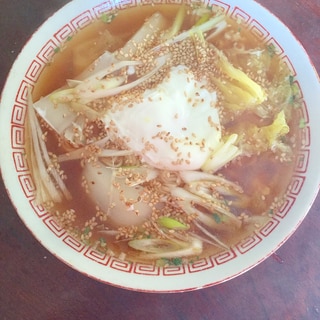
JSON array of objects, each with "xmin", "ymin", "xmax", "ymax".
[{"xmin": 0, "ymin": 0, "xmax": 320, "ymax": 293}]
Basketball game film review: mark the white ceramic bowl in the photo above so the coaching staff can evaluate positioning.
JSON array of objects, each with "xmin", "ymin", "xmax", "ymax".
[{"xmin": 1, "ymin": 0, "xmax": 320, "ymax": 292}]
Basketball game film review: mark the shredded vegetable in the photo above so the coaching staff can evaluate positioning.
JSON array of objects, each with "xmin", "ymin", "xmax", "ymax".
[{"xmin": 26, "ymin": 90, "xmax": 72, "ymax": 203}]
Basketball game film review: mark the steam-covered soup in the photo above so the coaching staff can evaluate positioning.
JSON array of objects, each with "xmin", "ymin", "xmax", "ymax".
[{"xmin": 27, "ymin": 4, "xmax": 302, "ymax": 266}]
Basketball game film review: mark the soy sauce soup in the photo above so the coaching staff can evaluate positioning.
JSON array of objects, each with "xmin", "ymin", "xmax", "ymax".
[{"xmin": 28, "ymin": 4, "xmax": 302, "ymax": 266}]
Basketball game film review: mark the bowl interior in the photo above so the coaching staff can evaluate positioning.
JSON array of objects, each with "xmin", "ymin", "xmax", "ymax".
[{"xmin": 1, "ymin": 0, "xmax": 320, "ymax": 292}]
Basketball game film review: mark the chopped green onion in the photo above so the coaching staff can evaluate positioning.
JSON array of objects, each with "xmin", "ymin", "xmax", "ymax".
[
  {"xmin": 161, "ymin": 5, "xmax": 186, "ymax": 40},
  {"xmin": 289, "ymin": 75, "xmax": 295, "ymax": 86},
  {"xmin": 83, "ymin": 226, "xmax": 91, "ymax": 235},
  {"xmin": 99, "ymin": 237, "xmax": 107, "ymax": 247},
  {"xmin": 157, "ymin": 216, "xmax": 189, "ymax": 230},
  {"xmin": 266, "ymin": 44, "xmax": 276, "ymax": 57},
  {"xmin": 212, "ymin": 213, "xmax": 222, "ymax": 224},
  {"xmin": 299, "ymin": 118, "xmax": 307, "ymax": 129},
  {"xmin": 289, "ymin": 94, "xmax": 296, "ymax": 105},
  {"xmin": 194, "ymin": 12, "xmax": 211, "ymax": 26},
  {"xmin": 160, "ymin": 257, "xmax": 183, "ymax": 266},
  {"xmin": 101, "ymin": 12, "xmax": 117, "ymax": 24}
]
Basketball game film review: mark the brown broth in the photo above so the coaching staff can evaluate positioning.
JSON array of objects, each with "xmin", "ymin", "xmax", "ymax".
[
  {"xmin": 32, "ymin": 4, "xmax": 301, "ymax": 265},
  {"xmin": 33, "ymin": 5, "xmax": 185, "ymax": 100}
]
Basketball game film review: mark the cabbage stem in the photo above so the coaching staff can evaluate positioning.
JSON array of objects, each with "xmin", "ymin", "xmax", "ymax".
[
  {"xmin": 27, "ymin": 91, "xmax": 72, "ymax": 203},
  {"xmin": 129, "ymin": 238, "xmax": 203, "ymax": 259}
]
